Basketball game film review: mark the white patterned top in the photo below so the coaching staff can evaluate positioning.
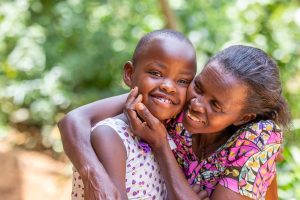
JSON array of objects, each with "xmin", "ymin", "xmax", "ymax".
[{"xmin": 72, "ymin": 117, "xmax": 176, "ymax": 200}]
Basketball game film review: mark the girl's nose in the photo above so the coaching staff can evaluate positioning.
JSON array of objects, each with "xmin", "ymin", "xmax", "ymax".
[
  {"xmin": 191, "ymin": 97, "xmax": 206, "ymax": 113},
  {"xmin": 160, "ymin": 80, "xmax": 176, "ymax": 94}
]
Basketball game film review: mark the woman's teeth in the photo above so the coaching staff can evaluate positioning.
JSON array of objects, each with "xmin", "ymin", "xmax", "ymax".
[{"xmin": 187, "ymin": 110, "xmax": 201, "ymax": 122}]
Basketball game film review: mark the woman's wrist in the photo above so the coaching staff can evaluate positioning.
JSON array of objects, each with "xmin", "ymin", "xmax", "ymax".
[{"xmin": 151, "ymin": 138, "xmax": 170, "ymax": 154}]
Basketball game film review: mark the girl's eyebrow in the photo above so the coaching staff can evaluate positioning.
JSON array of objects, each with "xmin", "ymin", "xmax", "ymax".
[
  {"xmin": 149, "ymin": 61, "xmax": 167, "ymax": 69},
  {"xmin": 180, "ymin": 69, "xmax": 195, "ymax": 76},
  {"xmin": 148, "ymin": 61, "xmax": 194, "ymax": 77}
]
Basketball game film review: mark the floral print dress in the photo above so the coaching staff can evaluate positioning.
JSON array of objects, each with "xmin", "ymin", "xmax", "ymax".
[{"xmin": 166, "ymin": 112, "xmax": 282, "ymax": 200}]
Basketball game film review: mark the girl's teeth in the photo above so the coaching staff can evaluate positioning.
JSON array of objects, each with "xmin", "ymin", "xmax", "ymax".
[{"xmin": 157, "ymin": 97, "xmax": 172, "ymax": 104}]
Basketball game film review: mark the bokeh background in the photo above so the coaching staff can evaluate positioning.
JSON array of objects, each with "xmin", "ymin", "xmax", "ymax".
[{"xmin": 0, "ymin": 0, "xmax": 299, "ymax": 199}]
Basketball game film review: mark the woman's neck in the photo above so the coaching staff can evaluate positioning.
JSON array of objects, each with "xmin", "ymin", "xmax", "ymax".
[{"xmin": 192, "ymin": 130, "xmax": 232, "ymax": 160}]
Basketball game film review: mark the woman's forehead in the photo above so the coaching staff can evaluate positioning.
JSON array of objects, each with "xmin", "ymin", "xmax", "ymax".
[
  {"xmin": 197, "ymin": 65, "xmax": 248, "ymax": 108},
  {"xmin": 198, "ymin": 65, "xmax": 235, "ymax": 88}
]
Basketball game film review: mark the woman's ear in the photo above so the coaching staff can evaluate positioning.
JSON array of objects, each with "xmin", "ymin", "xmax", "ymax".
[
  {"xmin": 233, "ymin": 113, "xmax": 256, "ymax": 126},
  {"xmin": 123, "ymin": 61, "xmax": 134, "ymax": 87}
]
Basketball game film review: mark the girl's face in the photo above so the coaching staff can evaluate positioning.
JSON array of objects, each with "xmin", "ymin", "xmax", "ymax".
[
  {"xmin": 183, "ymin": 61, "xmax": 250, "ymax": 134},
  {"xmin": 125, "ymin": 37, "xmax": 196, "ymax": 121}
]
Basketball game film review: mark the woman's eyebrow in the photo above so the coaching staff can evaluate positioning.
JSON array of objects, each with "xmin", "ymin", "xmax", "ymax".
[{"xmin": 194, "ymin": 78, "xmax": 203, "ymax": 89}]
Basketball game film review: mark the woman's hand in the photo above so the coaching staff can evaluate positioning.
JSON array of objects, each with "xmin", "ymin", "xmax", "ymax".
[
  {"xmin": 275, "ymin": 146, "xmax": 284, "ymax": 162},
  {"xmin": 79, "ymin": 166, "xmax": 121, "ymax": 200},
  {"xmin": 191, "ymin": 185, "xmax": 210, "ymax": 200},
  {"xmin": 124, "ymin": 87, "xmax": 168, "ymax": 149}
]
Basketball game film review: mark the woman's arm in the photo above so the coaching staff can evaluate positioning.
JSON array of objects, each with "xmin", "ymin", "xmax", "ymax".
[
  {"xmin": 211, "ymin": 185, "xmax": 252, "ymax": 200},
  {"xmin": 153, "ymin": 142, "xmax": 204, "ymax": 200},
  {"xmin": 58, "ymin": 92, "xmax": 132, "ymax": 199}
]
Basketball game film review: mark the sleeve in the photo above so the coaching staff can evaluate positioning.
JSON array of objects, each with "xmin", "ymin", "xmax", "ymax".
[
  {"xmin": 91, "ymin": 119, "xmax": 132, "ymax": 157},
  {"xmin": 219, "ymin": 120, "xmax": 283, "ymax": 199}
]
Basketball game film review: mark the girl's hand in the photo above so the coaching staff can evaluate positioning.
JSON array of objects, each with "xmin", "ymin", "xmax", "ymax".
[{"xmin": 124, "ymin": 88, "xmax": 168, "ymax": 149}]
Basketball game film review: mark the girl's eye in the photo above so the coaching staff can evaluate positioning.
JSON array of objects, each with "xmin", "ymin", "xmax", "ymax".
[
  {"xmin": 178, "ymin": 79, "xmax": 191, "ymax": 86},
  {"xmin": 148, "ymin": 71, "xmax": 162, "ymax": 77}
]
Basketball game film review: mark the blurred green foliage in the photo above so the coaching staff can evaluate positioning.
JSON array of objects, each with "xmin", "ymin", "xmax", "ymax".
[{"xmin": 0, "ymin": 0, "xmax": 299, "ymax": 198}]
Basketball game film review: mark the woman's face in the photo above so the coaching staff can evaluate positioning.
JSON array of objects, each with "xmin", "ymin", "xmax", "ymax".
[{"xmin": 183, "ymin": 62, "xmax": 250, "ymax": 134}]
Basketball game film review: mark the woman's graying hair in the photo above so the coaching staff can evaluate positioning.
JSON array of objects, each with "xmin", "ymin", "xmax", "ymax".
[{"xmin": 208, "ymin": 45, "xmax": 291, "ymax": 131}]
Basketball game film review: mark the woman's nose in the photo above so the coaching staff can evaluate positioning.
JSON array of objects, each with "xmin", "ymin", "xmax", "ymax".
[
  {"xmin": 191, "ymin": 97, "xmax": 206, "ymax": 113},
  {"xmin": 160, "ymin": 80, "xmax": 176, "ymax": 94}
]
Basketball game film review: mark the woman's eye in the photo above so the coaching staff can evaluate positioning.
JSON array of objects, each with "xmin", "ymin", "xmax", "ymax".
[
  {"xmin": 148, "ymin": 71, "xmax": 162, "ymax": 77},
  {"xmin": 194, "ymin": 84, "xmax": 203, "ymax": 94},
  {"xmin": 212, "ymin": 101, "xmax": 222, "ymax": 112}
]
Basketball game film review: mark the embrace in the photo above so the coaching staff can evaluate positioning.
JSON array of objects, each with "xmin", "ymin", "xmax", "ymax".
[{"xmin": 59, "ymin": 30, "xmax": 290, "ymax": 200}]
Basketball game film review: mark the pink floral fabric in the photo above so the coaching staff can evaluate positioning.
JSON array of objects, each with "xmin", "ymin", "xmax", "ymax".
[{"xmin": 166, "ymin": 112, "xmax": 282, "ymax": 199}]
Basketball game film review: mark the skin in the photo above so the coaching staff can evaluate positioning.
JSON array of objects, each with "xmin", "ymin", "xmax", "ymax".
[{"xmin": 89, "ymin": 36, "xmax": 197, "ymax": 199}]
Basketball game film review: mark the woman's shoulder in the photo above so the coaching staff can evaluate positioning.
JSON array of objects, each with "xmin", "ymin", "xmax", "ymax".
[
  {"xmin": 242, "ymin": 119, "xmax": 281, "ymax": 134},
  {"xmin": 219, "ymin": 120, "xmax": 283, "ymax": 199},
  {"xmin": 226, "ymin": 120, "xmax": 283, "ymax": 150}
]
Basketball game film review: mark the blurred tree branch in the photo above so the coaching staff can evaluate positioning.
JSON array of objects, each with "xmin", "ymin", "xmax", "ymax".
[{"xmin": 158, "ymin": 0, "xmax": 180, "ymax": 30}]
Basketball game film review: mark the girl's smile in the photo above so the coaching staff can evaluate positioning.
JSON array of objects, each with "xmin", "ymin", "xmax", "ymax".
[{"xmin": 124, "ymin": 36, "xmax": 196, "ymax": 121}]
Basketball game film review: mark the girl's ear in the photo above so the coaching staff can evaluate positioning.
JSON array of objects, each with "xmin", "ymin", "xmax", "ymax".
[
  {"xmin": 123, "ymin": 61, "xmax": 134, "ymax": 87},
  {"xmin": 233, "ymin": 113, "xmax": 257, "ymax": 126}
]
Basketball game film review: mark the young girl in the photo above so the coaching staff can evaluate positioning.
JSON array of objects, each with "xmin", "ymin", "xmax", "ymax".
[
  {"xmin": 71, "ymin": 29, "xmax": 197, "ymax": 199},
  {"xmin": 60, "ymin": 45, "xmax": 290, "ymax": 200}
]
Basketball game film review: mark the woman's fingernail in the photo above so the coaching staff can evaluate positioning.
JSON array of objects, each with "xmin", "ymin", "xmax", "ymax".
[{"xmin": 135, "ymin": 103, "xmax": 144, "ymax": 110}]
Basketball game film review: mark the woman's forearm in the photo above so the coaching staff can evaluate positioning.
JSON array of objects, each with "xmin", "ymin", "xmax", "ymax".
[
  {"xmin": 153, "ymin": 144, "xmax": 200, "ymax": 200},
  {"xmin": 57, "ymin": 93, "xmax": 128, "ymax": 198},
  {"xmin": 58, "ymin": 111, "xmax": 103, "ymax": 174},
  {"xmin": 58, "ymin": 93, "xmax": 128, "ymax": 171},
  {"xmin": 59, "ymin": 110, "xmax": 119, "ymax": 199}
]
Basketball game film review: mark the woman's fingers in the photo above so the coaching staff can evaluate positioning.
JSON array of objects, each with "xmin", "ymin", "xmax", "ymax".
[
  {"xmin": 124, "ymin": 87, "xmax": 140, "ymax": 110},
  {"xmin": 191, "ymin": 185, "xmax": 209, "ymax": 200},
  {"xmin": 197, "ymin": 190, "xmax": 209, "ymax": 200},
  {"xmin": 275, "ymin": 146, "xmax": 284, "ymax": 162},
  {"xmin": 126, "ymin": 87, "xmax": 138, "ymax": 103},
  {"xmin": 124, "ymin": 88, "xmax": 142, "ymax": 113},
  {"xmin": 124, "ymin": 87, "xmax": 143, "ymax": 133},
  {"xmin": 191, "ymin": 184, "xmax": 201, "ymax": 193},
  {"xmin": 135, "ymin": 103, "xmax": 158, "ymax": 129}
]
